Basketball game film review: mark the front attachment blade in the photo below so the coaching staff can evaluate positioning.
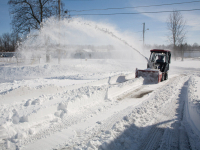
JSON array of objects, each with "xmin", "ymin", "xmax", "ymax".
[{"xmin": 135, "ymin": 68, "xmax": 162, "ymax": 84}]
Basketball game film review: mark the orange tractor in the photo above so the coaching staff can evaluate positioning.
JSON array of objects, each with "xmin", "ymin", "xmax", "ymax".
[{"xmin": 135, "ymin": 49, "xmax": 171, "ymax": 83}]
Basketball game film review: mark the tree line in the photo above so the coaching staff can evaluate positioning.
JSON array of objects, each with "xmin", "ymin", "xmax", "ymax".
[
  {"xmin": 145, "ymin": 42, "xmax": 200, "ymax": 60},
  {"xmin": 0, "ymin": 33, "xmax": 20, "ymax": 52}
]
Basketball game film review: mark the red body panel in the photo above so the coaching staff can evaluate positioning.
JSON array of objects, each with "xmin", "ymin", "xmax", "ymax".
[
  {"xmin": 150, "ymin": 49, "xmax": 171, "ymax": 53},
  {"xmin": 135, "ymin": 68, "xmax": 162, "ymax": 83}
]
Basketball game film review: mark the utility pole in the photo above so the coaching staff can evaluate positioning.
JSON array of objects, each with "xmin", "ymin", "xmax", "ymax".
[
  {"xmin": 143, "ymin": 22, "xmax": 149, "ymax": 47},
  {"xmin": 58, "ymin": 0, "xmax": 61, "ymax": 64},
  {"xmin": 143, "ymin": 22, "xmax": 145, "ymax": 46},
  {"xmin": 58, "ymin": 0, "xmax": 61, "ymax": 21}
]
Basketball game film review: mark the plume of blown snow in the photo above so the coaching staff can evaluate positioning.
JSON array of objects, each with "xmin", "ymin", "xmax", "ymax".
[{"xmin": 17, "ymin": 17, "xmax": 145, "ymax": 62}]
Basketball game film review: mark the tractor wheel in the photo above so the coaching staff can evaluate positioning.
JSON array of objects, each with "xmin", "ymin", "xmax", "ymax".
[
  {"xmin": 161, "ymin": 74, "xmax": 165, "ymax": 81},
  {"xmin": 164, "ymin": 73, "xmax": 168, "ymax": 80}
]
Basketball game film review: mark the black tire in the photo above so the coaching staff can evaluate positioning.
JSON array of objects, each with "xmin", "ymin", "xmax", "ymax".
[
  {"xmin": 161, "ymin": 73, "xmax": 165, "ymax": 81},
  {"xmin": 164, "ymin": 72, "xmax": 168, "ymax": 80}
]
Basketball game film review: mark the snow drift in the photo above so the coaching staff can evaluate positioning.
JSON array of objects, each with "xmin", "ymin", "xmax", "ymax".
[{"xmin": 186, "ymin": 76, "xmax": 200, "ymax": 138}]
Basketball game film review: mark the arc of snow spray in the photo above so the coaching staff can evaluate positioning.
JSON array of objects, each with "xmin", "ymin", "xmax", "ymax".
[{"xmin": 70, "ymin": 19, "xmax": 148, "ymax": 62}]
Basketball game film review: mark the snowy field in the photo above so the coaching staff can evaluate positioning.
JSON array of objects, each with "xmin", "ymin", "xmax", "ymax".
[{"xmin": 0, "ymin": 57, "xmax": 200, "ymax": 150}]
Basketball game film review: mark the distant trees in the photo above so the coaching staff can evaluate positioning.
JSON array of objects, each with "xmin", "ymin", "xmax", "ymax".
[
  {"xmin": 145, "ymin": 43, "xmax": 200, "ymax": 59},
  {"xmin": 8, "ymin": 0, "xmax": 64, "ymax": 35},
  {"xmin": 0, "ymin": 33, "xmax": 20, "ymax": 52},
  {"xmin": 166, "ymin": 10, "xmax": 187, "ymax": 60}
]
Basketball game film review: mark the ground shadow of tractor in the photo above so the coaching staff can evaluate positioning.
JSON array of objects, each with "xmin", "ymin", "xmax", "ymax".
[
  {"xmin": 98, "ymin": 120, "xmax": 174, "ymax": 150},
  {"xmin": 98, "ymin": 81, "xmax": 197, "ymax": 150}
]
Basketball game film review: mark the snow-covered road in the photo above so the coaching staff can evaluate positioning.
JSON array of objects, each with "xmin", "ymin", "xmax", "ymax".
[
  {"xmin": 56, "ymin": 75, "xmax": 199, "ymax": 150},
  {"xmin": 0, "ymin": 58, "xmax": 200, "ymax": 150}
]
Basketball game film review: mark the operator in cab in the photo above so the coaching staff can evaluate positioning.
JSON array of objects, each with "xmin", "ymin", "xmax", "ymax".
[{"xmin": 156, "ymin": 55, "xmax": 164, "ymax": 63}]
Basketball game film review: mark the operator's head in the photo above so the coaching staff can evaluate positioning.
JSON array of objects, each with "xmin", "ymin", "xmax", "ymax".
[{"xmin": 158, "ymin": 55, "xmax": 163, "ymax": 60}]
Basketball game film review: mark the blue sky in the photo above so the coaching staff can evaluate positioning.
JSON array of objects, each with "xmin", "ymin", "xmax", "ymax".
[{"xmin": 0, "ymin": 0, "xmax": 200, "ymax": 45}]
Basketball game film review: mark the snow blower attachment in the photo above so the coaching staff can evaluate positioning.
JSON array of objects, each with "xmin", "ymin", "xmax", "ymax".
[{"xmin": 135, "ymin": 49, "xmax": 171, "ymax": 84}]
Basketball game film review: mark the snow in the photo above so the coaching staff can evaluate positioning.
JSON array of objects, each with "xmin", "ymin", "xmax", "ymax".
[
  {"xmin": 0, "ymin": 17, "xmax": 200, "ymax": 149},
  {"xmin": 61, "ymin": 75, "xmax": 189, "ymax": 150},
  {"xmin": 185, "ymin": 76, "xmax": 200, "ymax": 138},
  {"xmin": 0, "ymin": 57, "xmax": 199, "ymax": 150}
]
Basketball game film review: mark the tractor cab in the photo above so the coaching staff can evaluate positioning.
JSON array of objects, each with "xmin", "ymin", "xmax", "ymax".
[
  {"xmin": 135, "ymin": 49, "xmax": 171, "ymax": 83},
  {"xmin": 148, "ymin": 49, "xmax": 171, "ymax": 73}
]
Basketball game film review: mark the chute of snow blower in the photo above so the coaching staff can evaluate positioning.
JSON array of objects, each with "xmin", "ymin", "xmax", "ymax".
[{"xmin": 135, "ymin": 49, "xmax": 171, "ymax": 84}]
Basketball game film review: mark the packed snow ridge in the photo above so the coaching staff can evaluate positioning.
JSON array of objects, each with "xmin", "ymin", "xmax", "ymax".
[{"xmin": 0, "ymin": 58, "xmax": 200, "ymax": 150}]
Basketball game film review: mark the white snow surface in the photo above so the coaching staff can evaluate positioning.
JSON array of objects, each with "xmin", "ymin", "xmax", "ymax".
[
  {"xmin": 0, "ymin": 58, "xmax": 200, "ymax": 150},
  {"xmin": 186, "ymin": 76, "xmax": 200, "ymax": 138}
]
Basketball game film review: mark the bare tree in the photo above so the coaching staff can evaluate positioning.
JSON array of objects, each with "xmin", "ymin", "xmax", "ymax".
[
  {"xmin": 0, "ymin": 37, "xmax": 2, "ymax": 51},
  {"xmin": 10, "ymin": 33, "xmax": 20, "ymax": 51},
  {"xmin": 0, "ymin": 33, "xmax": 21, "ymax": 52},
  {"xmin": 8, "ymin": 0, "xmax": 64, "ymax": 35},
  {"xmin": 2, "ymin": 33, "xmax": 11, "ymax": 52},
  {"xmin": 193, "ymin": 42, "xmax": 199, "ymax": 49},
  {"xmin": 167, "ymin": 10, "xmax": 186, "ymax": 60}
]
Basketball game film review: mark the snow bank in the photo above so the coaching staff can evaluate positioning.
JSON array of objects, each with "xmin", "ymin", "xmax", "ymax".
[
  {"xmin": 0, "ymin": 72, "xmax": 143, "ymax": 148},
  {"xmin": 0, "ymin": 59, "xmax": 146, "ymax": 84},
  {"xmin": 185, "ymin": 76, "xmax": 200, "ymax": 138},
  {"xmin": 62, "ymin": 74, "xmax": 189, "ymax": 150},
  {"xmin": 0, "ymin": 64, "xmax": 59, "ymax": 82},
  {"xmin": 66, "ymin": 76, "xmax": 144, "ymax": 112},
  {"xmin": 108, "ymin": 77, "xmax": 144, "ymax": 99},
  {"xmin": 66, "ymin": 85, "xmax": 108, "ymax": 112}
]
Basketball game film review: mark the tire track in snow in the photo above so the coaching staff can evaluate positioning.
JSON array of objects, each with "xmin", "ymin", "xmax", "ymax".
[
  {"xmin": 130, "ymin": 76, "xmax": 191, "ymax": 150},
  {"xmin": 139, "ymin": 97, "xmax": 178, "ymax": 150},
  {"xmin": 139, "ymin": 127, "xmax": 164, "ymax": 150},
  {"xmin": 59, "ymin": 75, "xmax": 189, "ymax": 150},
  {"xmin": 139, "ymin": 79, "xmax": 192, "ymax": 150},
  {"xmin": 57, "ymin": 80, "xmax": 170, "ymax": 149},
  {"xmin": 117, "ymin": 85, "xmax": 145, "ymax": 100}
]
